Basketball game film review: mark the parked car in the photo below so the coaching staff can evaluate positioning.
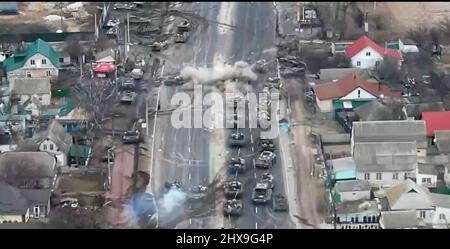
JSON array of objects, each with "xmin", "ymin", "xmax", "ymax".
[{"xmin": 122, "ymin": 130, "xmax": 140, "ymax": 144}]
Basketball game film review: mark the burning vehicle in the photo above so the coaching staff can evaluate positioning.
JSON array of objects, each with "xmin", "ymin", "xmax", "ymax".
[
  {"xmin": 254, "ymin": 59, "xmax": 269, "ymax": 73},
  {"xmin": 223, "ymin": 199, "xmax": 243, "ymax": 216},
  {"xmin": 224, "ymin": 180, "xmax": 242, "ymax": 198}
]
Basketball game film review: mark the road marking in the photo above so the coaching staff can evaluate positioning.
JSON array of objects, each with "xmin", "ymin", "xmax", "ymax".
[
  {"xmin": 189, "ymin": 172, "xmax": 192, "ymax": 180},
  {"xmin": 250, "ymin": 134, "xmax": 254, "ymax": 144},
  {"xmin": 255, "ymin": 222, "xmax": 258, "ymax": 229},
  {"xmin": 255, "ymin": 207, "xmax": 258, "ymax": 214},
  {"xmin": 238, "ymin": 147, "xmax": 241, "ymax": 155},
  {"xmin": 188, "ymin": 146, "xmax": 191, "ymax": 153},
  {"xmin": 254, "ymin": 172, "xmax": 257, "ymax": 179},
  {"xmin": 189, "ymin": 218, "xmax": 192, "ymax": 225},
  {"xmin": 253, "ymin": 159, "xmax": 256, "ymax": 168},
  {"xmin": 251, "ymin": 146, "xmax": 254, "ymax": 152}
]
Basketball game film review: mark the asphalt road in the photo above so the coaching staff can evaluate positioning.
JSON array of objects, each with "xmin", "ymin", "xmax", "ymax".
[{"xmin": 148, "ymin": 2, "xmax": 294, "ymax": 229}]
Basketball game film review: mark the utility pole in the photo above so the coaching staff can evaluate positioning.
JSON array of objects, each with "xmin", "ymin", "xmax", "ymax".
[
  {"xmin": 146, "ymin": 96, "xmax": 149, "ymax": 136},
  {"xmin": 59, "ymin": 2, "xmax": 64, "ymax": 31}
]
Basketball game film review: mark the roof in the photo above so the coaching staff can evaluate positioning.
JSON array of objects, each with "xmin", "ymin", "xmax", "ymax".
[
  {"xmin": 56, "ymin": 107, "xmax": 90, "ymax": 121},
  {"xmin": 69, "ymin": 144, "xmax": 91, "ymax": 158},
  {"xmin": 40, "ymin": 120, "xmax": 73, "ymax": 154},
  {"xmin": 435, "ymin": 130, "xmax": 450, "ymax": 153},
  {"xmin": 0, "ymin": 182, "xmax": 28, "ymax": 215},
  {"xmin": 384, "ymin": 179, "xmax": 434, "ymax": 210},
  {"xmin": 404, "ymin": 102, "xmax": 445, "ymax": 119},
  {"xmin": 335, "ymin": 180, "xmax": 370, "ymax": 192},
  {"xmin": 331, "ymin": 157, "xmax": 356, "ymax": 172},
  {"xmin": 352, "ymin": 120, "xmax": 427, "ymax": 148},
  {"xmin": 335, "ymin": 200, "xmax": 379, "ymax": 214},
  {"xmin": 430, "ymin": 193, "xmax": 450, "ymax": 208},
  {"xmin": 353, "ymin": 142, "xmax": 418, "ymax": 172},
  {"xmin": 354, "ymin": 100, "xmax": 397, "ymax": 121},
  {"xmin": 418, "ymin": 163, "xmax": 438, "ymax": 176},
  {"xmin": 313, "ymin": 73, "xmax": 401, "ymax": 100},
  {"xmin": 21, "ymin": 189, "xmax": 52, "ymax": 204},
  {"xmin": 345, "ymin": 35, "xmax": 403, "ymax": 60},
  {"xmin": 3, "ymin": 38, "xmax": 60, "ymax": 72},
  {"xmin": 422, "ymin": 111, "xmax": 450, "ymax": 136},
  {"xmin": 381, "ymin": 211, "xmax": 418, "ymax": 229},
  {"xmin": 11, "ymin": 78, "xmax": 51, "ymax": 95}
]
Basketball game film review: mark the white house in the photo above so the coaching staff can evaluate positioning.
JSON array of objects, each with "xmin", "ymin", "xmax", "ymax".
[
  {"xmin": 10, "ymin": 78, "xmax": 51, "ymax": 106},
  {"xmin": 383, "ymin": 179, "xmax": 435, "ymax": 225},
  {"xmin": 416, "ymin": 164, "xmax": 438, "ymax": 188},
  {"xmin": 36, "ymin": 120, "xmax": 73, "ymax": 166},
  {"xmin": 335, "ymin": 200, "xmax": 380, "ymax": 229},
  {"xmin": 353, "ymin": 142, "xmax": 418, "ymax": 188},
  {"xmin": 0, "ymin": 133, "xmax": 17, "ymax": 153},
  {"xmin": 345, "ymin": 35, "xmax": 403, "ymax": 69},
  {"xmin": 380, "ymin": 210, "xmax": 418, "ymax": 229},
  {"xmin": 430, "ymin": 193, "xmax": 450, "ymax": 228},
  {"xmin": 313, "ymin": 73, "xmax": 401, "ymax": 113}
]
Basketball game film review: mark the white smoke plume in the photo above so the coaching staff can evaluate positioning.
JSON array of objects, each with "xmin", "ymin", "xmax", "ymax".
[
  {"xmin": 180, "ymin": 59, "xmax": 257, "ymax": 85},
  {"xmin": 158, "ymin": 188, "xmax": 187, "ymax": 220}
]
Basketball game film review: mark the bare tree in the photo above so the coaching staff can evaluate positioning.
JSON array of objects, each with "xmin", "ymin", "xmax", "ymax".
[
  {"xmin": 376, "ymin": 56, "xmax": 402, "ymax": 83},
  {"xmin": 73, "ymin": 77, "xmax": 117, "ymax": 131},
  {"xmin": 371, "ymin": 14, "xmax": 387, "ymax": 31}
]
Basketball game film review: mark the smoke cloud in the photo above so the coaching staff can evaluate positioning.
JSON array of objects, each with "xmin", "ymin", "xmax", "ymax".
[
  {"xmin": 157, "ymin": 188, "xmax": 187, "ymax": 226},
  {"xmin": 180, "ymin": 60, "xmax": 257, "ymax": 85}
]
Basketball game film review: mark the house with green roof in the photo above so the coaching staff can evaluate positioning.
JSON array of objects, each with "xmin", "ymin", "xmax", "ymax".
[{"xmin": 3, "ymin": 38, "xmax": 60, "ymax": 82}]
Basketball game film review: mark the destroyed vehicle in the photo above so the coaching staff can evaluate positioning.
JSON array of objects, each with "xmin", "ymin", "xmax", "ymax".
[
  {"xmin": 164, "ymin": 181, "xmax": 182, "ymax": 191},
  {"xmin": 175, "ymin": 32, "xmax": 188, "ymax": 43},
  {"xmin": 223, "ymin": 199, "xmax": 242, "ymax": 216},
  {"xmin": 260, "ymin": 139, "xmax": 275, "ymax": 152},
  {"xmin": 122, "ymin": 130, "xmax": 140, "ymax": 144},
  {"xmin": 224, "ymin": 180, "xmax": 242, "ymax": 198},
  {"xmin": 113, "ymin": 3, "xmax": 137, "ymax": 10},
  {"xmin": 228, "ymin": 132, "xmax": 245, "ymax": 147},
  {"xmin": 228, "ymin": 157, "xmax": 246, "ymax": 173},
  {"xmin": 187, "ymin": 185, "xmax": 208, "ymax": 202},
  {"xmin": 163, "ymin": 75, "xmax": 184, "ymax": 86},
  {"xmin": 120, "ymin": 90, "xmax": 138, "ymax": 104},
  {"xmin": 268, "ymin": 77, "xmax": 280, "ymax": 83},
  {"xmin": 255, "ymin": 156, "xmax": 272, "ymax": 169},
  {"xmin": 60, "ymin": 197, "xmax": 79, "ymax": 208},
  {"xmin": 259, "ymin": 172, "xmax": 275, "ymax": 189},
  {"xmin": 104, "ymin": 18, "xmax": 120, "ymax": 29},
  {"xmin": 254, "ymin": 59, "xmax": 269, "ymax": 73},
  {"xmin": 131, "ymin": 68, "xmax": 144, "ymax": 80},
  {"xmin": 260, "ymin": 150, "xmax": 276, "ymax": 163},
  {"xmin": 273, "ymin": 193, "xmax": 288, "ymax": 211},
  {"xmin": 151, "ymin": 41, "xmax": 168, "ymax": 51},
  {"xmin": 177, "ymin": 20, "xmax": 191, "ymax": 32},
  {"xmin": 120, "ymin": 78, "xmax": 136, "ymax": 90},
  {"xmin": 106, "ymin": 27, "xmax": 119, "ymax": 38},
  {"xmin": 252, "ymin": 182, "xmax": 272, "ymax": 204}
]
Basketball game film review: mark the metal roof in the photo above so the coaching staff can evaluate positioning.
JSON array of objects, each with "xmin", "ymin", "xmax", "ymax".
[
  {"xmin": 435, "ymin": 130, "xmax": 450, "ymax": 153},
  {"xmin": 11, "ymin": 78, "xmax": 51, "ymax": 95},
  {"xmin": 335, "ymin": 180, "xmax": 371, "ymax": 192},
  {"xmin": 381, "ymin": 211, "xmax": 418, "ymax": 229}
]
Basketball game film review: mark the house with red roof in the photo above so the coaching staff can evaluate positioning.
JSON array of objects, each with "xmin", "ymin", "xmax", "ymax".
[
  {"xmin": 345, "ymin": 35, "xmax": 403, "ymax": 69},
  {"xmin": 313, "ymin": 72, "xmax": 401, "ymax": 113},
  {"xmin": 422, "ymin": 111, "xmax": 450, "ymax": 137}
]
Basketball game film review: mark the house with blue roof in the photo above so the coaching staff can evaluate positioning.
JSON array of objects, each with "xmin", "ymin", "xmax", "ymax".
[{"xmin": 3, "ymin": 38, "xmax": 60, "ymax": 82}]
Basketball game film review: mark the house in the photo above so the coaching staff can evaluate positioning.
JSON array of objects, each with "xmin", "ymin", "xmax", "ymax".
[
  {"xmin": 317, "ymin": 68, "xmax": 363, "ymax": 82},
  {"xmin": 0, "ymin": 133, "xmax": 17, "ymax": 153},
  {"xmin": 330, "ymin": 41, "xmax": 354, "ymax": 55},
  {"xmin": 430, "ymin": 193, "xmax": 450, "ymax": 228},
  {"xmin": 383, "ymin": 179, "xmax": 435, "ymax": 224},
  {"xmin": 334, "ymin": 180, "xmax": 371, "ymax": 202},
  {"xmin": 353, "ymin": 142, "xmax": 418, "ymax": 188},
  {"xmin": 379, "ymin": 210, "xmax": 419, "ymax": 229},
  {"xmin": 403, "ymin": 102, "xmax": 445, "ymax": 121},
  {"xmin": 335, "ymin": 200, "xmax": 380, "ymax": 229},
  {"xmin": 58, "ymin": 51, "xmax": 71, "ymax": 65},
  {"xmin": 422, "ymin": 111, "xmax": 450, "ymax": 142},
  {"xmin": 417, "ymin": 163, "xmax": 438, "ymax": 188},
  {"xmin": 0, "ymin": 114, "xmax": 27, "ymax": 135},
  {"xmin": 354, "ymin": 99, "xmax": 405, "ymax": 121},
  {"xmin": 55, "ymin": 107, "xmax": 90, "ymax": 134},
  {"xmin": 3, "ymin": 38, "xmax": 59, "ymax": 81},
  {"xmin": 69, "ymin": 144, "xmax": 92, "ymax": 166},
  {"xmin": 328, "ymin": 157, "xmax": 357, "ymax": 184},
  {"xmin": 36, "ymin": 120, "xmax": 73, "ymax": 166},
  {"xmin": 345, "ymin": 35, "xmax": 403, "ymax": 69},
  {"xmin": 313, "ymin": 73, "xmax": 401, "ymax": 113},
  {"xmin": 387, "ymin": 38, "xmax": 419, "ymax": 54},
  {"xmin": 10, "ymin": 78, "xmax": 51, "ymax": 106},
  {"xmin": 351, "ymin": 120, "xmax": 428, "ymax": 157}
]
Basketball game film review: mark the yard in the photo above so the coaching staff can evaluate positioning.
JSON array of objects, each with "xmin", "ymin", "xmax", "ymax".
[{"xmin": 57, "ymin": 172, "xmax": 105, "ymax": 193}]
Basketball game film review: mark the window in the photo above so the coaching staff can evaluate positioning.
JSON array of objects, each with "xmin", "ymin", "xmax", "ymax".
[
  {"xmin": 59, "ymin": 57, "xmax": 64, "ymax": 63},
  {"xmin": 357, "ymin": 89, "xmax": 361, "ymax": 98},
  {"xmin": 30, "ymin": 59, "xmax": 35, "ymax": 65},
  {"xmin": 26, "ymin": 71, "xmax": 31, "ymax": 78},
  {"xmin": 50, "ymin": 144, "xmax": 54, "ymax": 150},
  {"xmin": 376, "ymin": 173, "xmax": 382, "ymax": 180},
  {"xmin": 363, "ymin": 216, "xmax": 367, "ymax": 223},
  {"xmin": 356, "ymin": 61, "xmax": 361, "ymax": 67},
  {"xmin": 375, "ymin": 61, "xmax": 380, "ymax": 67},
  {"xmin": 422, "ymin": 178, "xmax": 431, "ymax": 184},
  {"xmin": 404, "ymin": 172, "xmax": 408, "ymax": 179},
  {"xmin": 43, "ymin": 144, "xmax": 47, "ymax": 150},
  {"xmin": 393, "ymin": 172, "xmax": 398, "ymax": 180},
  {"xmin": 355, "ymin": 217, "xmax": 359, "ymax": 223},
  {"xmin": 46, "ymin": 71, "xmax": 51, "ymax": 77},
  {"xmin": 366, "ymin": 51, "xmax": 371, "ymax": 56},
  {"xmin": 440, "ymin": 213, "xmax": 446, "ymax": 220},
  {"xmin": 42, "ymin": 59, "xmax": 47, "ymax": 65},
  {"xmin": 420, "ymin": 211, "xmax": 426, "ymax": 219},
  {"xmin": 364, "ymin": 173, "xmax": 370, "ymax": 180}
]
